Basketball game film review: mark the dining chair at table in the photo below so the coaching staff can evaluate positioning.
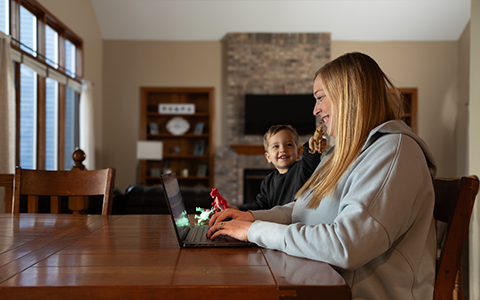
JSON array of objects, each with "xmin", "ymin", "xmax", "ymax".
[
  {"xmin": 12, "ymin": 166, "xmax": 116, "ymax": 216},
  {"xmin": 433, "ymin": 175, "xmax": 479, "ymax": 300},
  {"xmin": 0, "ymin": 173, "xmax": 14, "ymax": 213}
]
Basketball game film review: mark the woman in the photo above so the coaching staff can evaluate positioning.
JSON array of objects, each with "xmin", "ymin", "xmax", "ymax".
[{"xmin": 207, "ymin": 52, "xmax": 437, "ymax": 300}]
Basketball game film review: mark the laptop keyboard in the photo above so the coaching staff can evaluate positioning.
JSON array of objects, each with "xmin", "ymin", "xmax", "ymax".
[{"xmin": 189, "ymin": 225, "xmax": 209, "ymax": 242}]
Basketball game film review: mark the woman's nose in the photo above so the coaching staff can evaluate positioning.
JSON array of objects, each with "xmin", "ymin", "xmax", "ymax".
[{"xmin": 313, "ymin": 101, "xmax": 321, "ymax": 116}]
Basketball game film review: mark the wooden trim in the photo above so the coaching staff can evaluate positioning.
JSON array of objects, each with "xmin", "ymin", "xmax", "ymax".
[
  {"xmin": 10, "ymin": 1, "xmax": 20, "ymax": 41},
  {"xmin": 140, "ymin": 89, "xmax": 148, "ymax": 140},
  {"xmin": 14, "ymin": 62, "xmax": 20, "ymax": 168},
  {"xmin": 37, "ymin": 74, "xmax": 46, "ymax": 170},
  {"xmin": 57, "ymin": 32, "xmax": 65, "ymax": 75},
  {"xmin": 207, "ymin": 88, "xmax": 215, "ymax": 187},
  {"xmin": 57, "ymin": 84, "xmax": 66, "ymax": 170},
  {"xmin": 397, "ymin": 88, "xmax": 418, "ymax": 134},
  {"xmin": 36, "ymin": 14, "xmax": 45, "ymax": 62},
  {"xmin": 75, "ymin": 44, "xmax": 83, "ymax": 78},
  {"xmin": 231, "ymin": 144, "xmax": 265, "ymax": 155}
]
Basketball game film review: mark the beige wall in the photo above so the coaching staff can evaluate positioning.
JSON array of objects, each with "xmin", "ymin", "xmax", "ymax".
[
  {"xmin": 469, "ymin": 0, "xmax": 480, "ymax": 298},
  {"xmin": 102, "ymin": 41, "xmax": 223, "ymax": 190},
  {"xmin": 37, "ymin": 0, "xmax": 104, "ymax": 168}
]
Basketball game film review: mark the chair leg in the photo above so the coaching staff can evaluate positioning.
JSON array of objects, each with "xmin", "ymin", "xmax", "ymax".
[
  {"xmin": 453, "ymin": 268, "xmax": 464, "ymax": 300},
  {"xmin": 27, "ymin": 196, "xmax": 39, "ymax": 213},
  {"xmin": 4, "ymin": 187, "xmax": 12, "ymax": 213},
  {"xmin": 50, "ymin": 196, "xmax": 61, "ymax": 214}
]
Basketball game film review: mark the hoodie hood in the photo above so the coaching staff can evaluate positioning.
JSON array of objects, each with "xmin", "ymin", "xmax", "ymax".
[{"xmin": 365, "ymin": 120, "xmax": 437, "ymax": 180}]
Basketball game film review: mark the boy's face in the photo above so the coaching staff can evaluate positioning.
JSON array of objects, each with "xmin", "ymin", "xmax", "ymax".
[{"xmin": 264, "ymin": 130, "xmax": 300, "ymax": 174}]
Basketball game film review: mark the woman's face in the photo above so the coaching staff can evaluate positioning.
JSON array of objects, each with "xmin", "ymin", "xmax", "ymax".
[{"xmin": 313, "ymin": 75, "xmax": 335, "ymax": 138}]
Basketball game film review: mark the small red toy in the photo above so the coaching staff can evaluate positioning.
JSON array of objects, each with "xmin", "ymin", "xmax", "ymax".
[{"xmin": 210, "ymin": 188, "xmax": 228, "ymax": 215}]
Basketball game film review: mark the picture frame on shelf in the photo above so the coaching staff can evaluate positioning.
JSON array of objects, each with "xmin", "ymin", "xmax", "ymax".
[
  {"xmin": 194, "ymin": 122, "xmax": 204, "ymax": 135},
  {"xmin": 197, "ymin": 164, "xmax": 207, "ymax": 177},
  {"xmin": 151, "ymin": 168, "xmax": 162, "ymax": 177},
  {"xmin": 159, "ymin": 103, "xmax": 195, "ymax": 114},
  {"xmin": 193, "ymin": 140, "xmax": 206, "ymax": 155},
  {"xmin": 149, "ymin": 122, "xmax": 159, "ymax": 134}
]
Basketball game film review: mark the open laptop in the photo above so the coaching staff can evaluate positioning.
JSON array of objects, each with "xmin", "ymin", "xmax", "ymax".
[{"xmin": 160, "ymin": 172, "xmax": 256, "ymax": 248}]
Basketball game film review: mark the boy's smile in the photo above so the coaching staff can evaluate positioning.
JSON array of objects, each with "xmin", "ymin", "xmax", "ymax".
[{"xmin": 264, "ymin": 129, "xmax": 301, "ymax": 174}]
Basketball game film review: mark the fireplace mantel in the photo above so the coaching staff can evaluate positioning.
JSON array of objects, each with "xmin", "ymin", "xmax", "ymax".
[{"xmin": 230, "ymin": 144, "xmax": 265, "ymax": 155}]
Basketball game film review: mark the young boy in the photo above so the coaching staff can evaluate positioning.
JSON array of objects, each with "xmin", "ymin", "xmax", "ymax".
[{"xmin": 237, "ymin": 124, "xmax": 324, "ymax": 211}]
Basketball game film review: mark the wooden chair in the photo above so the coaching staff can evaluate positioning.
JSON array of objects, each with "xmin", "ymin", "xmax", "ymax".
[
  {"xmin": 433, "ymin": 175, "xmax": 479, "ymax": 300},
  {"xmin": 0, "ymin": 174, "xmax": 14, "ymax": 213},
  {"xmin": 12, "ymin": 165, "xmax": 116, "ymax": 216}
]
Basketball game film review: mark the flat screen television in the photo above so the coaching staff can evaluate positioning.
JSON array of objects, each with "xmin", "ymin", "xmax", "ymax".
[{"xmin": 244, "ymin": 94, "xmax": 316, "ymax": 135}]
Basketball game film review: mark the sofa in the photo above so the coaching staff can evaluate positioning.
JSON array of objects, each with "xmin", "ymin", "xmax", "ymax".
[
  {"xmin": 17, "ymin": 185, "xmax": 212, "ymax": 215},
  {"xmin": 116, "ymin": 185, "xmax": 213, "ymax": 215}
]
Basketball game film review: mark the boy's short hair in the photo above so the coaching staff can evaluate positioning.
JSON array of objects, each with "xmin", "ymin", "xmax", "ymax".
[{"xmin": 263, "ymin": 124, "xmax": 300, "ymax": 151}]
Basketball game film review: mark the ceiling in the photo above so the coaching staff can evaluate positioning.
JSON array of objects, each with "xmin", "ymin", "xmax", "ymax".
[{"xmin": 90, "ymin": 0, "xmax": 471, "ymax": 42}]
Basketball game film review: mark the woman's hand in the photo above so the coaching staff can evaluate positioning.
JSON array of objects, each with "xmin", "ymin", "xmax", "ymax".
[
  {"xmin": 207, "ymin": 219, "xmax": 253, "ymax": 241},
  {"xmin": 207, "ymin": 209, "xmax": 255, "ymax": 241},
  {"xmin": 227, "ymin": 204, "xmax": 240, "ymax": 210}
]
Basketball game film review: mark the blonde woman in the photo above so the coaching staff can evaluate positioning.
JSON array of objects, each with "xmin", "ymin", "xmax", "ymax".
[{"xmin": 207, "ymin": 52, "xmax": 437, "ymax": 300}]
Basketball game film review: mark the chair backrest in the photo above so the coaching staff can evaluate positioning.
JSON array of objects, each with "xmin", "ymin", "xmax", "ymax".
[
  {"xmin": 12, "ymin": 166, "xmax": 116, "ymax": 216},
  {"xmin": 0, "ymin": 174, "xmax": 14, "ymax": 213},
  {"xmin": 433, "ymin": 175, "xmax": 479, "ymax": 300}
]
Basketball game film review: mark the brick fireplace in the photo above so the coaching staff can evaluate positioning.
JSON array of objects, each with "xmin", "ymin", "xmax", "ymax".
[{"xmin": 214, "ymin": 33, "xmax": 330, "ymax": 205}]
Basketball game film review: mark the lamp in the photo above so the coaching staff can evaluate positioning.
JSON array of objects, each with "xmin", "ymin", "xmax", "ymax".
[{"xmin": 137, "ymin": 141, "xmax": 163, "ymax": 160}]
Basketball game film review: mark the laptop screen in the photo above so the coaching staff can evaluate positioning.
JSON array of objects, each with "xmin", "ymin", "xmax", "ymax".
[{"xmin": 162, "ymin": 173, "xmax": 191, "ymax": 239}]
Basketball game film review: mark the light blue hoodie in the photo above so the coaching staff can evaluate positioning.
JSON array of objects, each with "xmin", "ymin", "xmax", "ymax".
[{"xmin": 249, "ymin": 120, "xmax": 437, "ymax": 300}]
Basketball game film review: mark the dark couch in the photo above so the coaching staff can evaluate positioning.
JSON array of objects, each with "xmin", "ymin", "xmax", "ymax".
[
  {"xmin": 116, "ymin": 185, "xmax": 212, "ymax": 215},
  {"xmin": 17, "ymin": 185, "xmax": 212, "ymax": 215}
]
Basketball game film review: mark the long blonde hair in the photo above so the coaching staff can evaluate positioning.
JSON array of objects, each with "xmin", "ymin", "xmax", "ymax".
[{"xmin": 295, "ymin": 52, "xmax": 404, "ymax": 209}]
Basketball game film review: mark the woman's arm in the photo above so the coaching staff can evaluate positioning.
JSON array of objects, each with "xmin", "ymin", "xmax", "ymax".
[{"xmin": 248, "ymin": 134, "xmax": 435, "ymax": 270}]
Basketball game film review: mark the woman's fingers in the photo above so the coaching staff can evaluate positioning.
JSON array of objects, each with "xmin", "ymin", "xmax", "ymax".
[
  {"xmin": 207, "ymin": 219, "xmax": 252, "ymax": 241},
  {"xmin": 208, "ymin": 209, "xmax": 254, "ymax": 228}
]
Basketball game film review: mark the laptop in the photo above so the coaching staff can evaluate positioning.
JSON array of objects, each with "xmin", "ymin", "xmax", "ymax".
[{"xmin": 160, "ymin": 172, "xmax": 256, "ymax": 248}]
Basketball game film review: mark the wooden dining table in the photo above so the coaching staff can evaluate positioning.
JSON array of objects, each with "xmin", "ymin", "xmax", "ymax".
[{"xmin": 0, "ymin": 213, "xmax": 351, "ymax": 300}]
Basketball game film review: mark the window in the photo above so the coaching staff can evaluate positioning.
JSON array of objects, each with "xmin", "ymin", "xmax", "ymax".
[
  {"xmin": 64, "ymin": 39, "xmax": 75, "ymax": 77},
  {"xmin": 19, "ymin": 64, "xmax": 37, "ymax": 169},
  {"xmin": 0, "ymin": 0, "xmax": 8, "ymax": 34},
  {"xmin": 45, "ymin": 25, "xmax": 58, "ymax": 68},
  {"xmin": 64, "ymin": 86, "xmax": 79, "ymax": 169},
  {"xmin": 19, "ymin": 6, "xmax": 36, "ymax": 57},
  {"xmin": 5, "ymin": 0, "xmax": 83, "ymax": 170},
  {"xmin": 45, "ymin": 77, "xmax": 58, "ymax": 170}
]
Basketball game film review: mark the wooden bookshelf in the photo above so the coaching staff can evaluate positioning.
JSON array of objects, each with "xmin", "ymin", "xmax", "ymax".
[{"xmin": 139, "ymin": 87, "xmax": 214, "ymax": 188}]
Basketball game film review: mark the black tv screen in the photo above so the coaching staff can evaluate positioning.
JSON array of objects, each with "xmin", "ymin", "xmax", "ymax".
[{"xmin": 244, "ymin": 94, "xmax": 316, "ymax": 135}]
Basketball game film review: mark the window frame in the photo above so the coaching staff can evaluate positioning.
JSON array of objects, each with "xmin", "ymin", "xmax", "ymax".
[{"xmin": 6, "ymin": 0, "xmax": 83, "ymax": 170}]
